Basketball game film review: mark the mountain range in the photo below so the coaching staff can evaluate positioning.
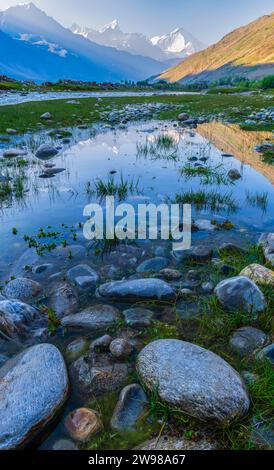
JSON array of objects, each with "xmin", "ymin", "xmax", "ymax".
[
  {"xmin": 0, "ymin": 3, "xmax": 203, "ymax": 83},
  {"xmin": 160, "ymin": 12, "xmax": 274, "ymax": 83},
  {"xmin": 71, "ymin": 21, "xmax": 204, "ymax": 63}
]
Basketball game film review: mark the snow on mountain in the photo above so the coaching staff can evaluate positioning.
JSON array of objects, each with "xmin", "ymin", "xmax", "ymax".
[
  {"xmin": 71, "ymin": 21, "xmax": 164, "ymax": 61},
  {"xmin": 151, "ymin": 28, "xmax": 205, "ymax": 58},
  {"xmin": 71, "ymin": 21, "xmax": 205, "ymax": 62},
  {"xmin": 0, "ymin": 3, "xmax": 165, "ymax": 82}
]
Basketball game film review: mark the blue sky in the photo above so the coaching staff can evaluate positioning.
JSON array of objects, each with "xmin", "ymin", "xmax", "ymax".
[{"xmin": 0, "ymin": 0, "xmax": 273, "ymax": 43}]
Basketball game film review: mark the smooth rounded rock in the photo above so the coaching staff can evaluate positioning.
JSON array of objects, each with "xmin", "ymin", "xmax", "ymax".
[
  {"xmin": 194, "ymin": 219, "xmax": 217, "ymax": 231},
  {"xmin": 215, "ymin": 276, "xmax": 266, "ymax": 314},
  {"xmin": 256, "ymin": 343, "xmax": 274, "ymax": 364},
  {"xmin": 97, "ymin": 279, "xmax": 176, "ymax": 302},
  {"xmin": 90, "ymin": 334, "xmax": 112, "ymax": 352},
  {"xmin": 3, "ymin": 148, "xmax": 27, "ymax": 158},
  {"xmin": 111, "ymin": 384, "xmax": 148, "ymax": 432},
  {"xmin": 230, "ymin": 327, "xmax": 267, "ymax": 356},
  {"xmin": 67, "ymin": 264, "xmax": 99, "ymax": 292},
  {"xmin": 70, "ymin": 353, "xmax": 130, "ymax": 399},
  {"xmin": 228, "ymin": 169, "xmax": 241, "ymax": 180},
  {"xmin": 178, "ymin": 113, "xmax": 190, "ymax": 121},
  {"xmin": 66, "ymin": 338, "xmax": 89, "ymax": 362},
  {"xmin": 61, "ymin": 305, "xmax": 120, "ymax": 331},
  {"xmin": 65, "ymin": 408, "xmax": 103, "ymax": 443},
  {"xmin": 0, "ymin": 300, "xmax": 42, "ymax": 340},
  {"xmin": 3, "ymin": 278, "xmax": 41, "ymax": 302},
  {"xmin": 40, "ymin": 112, "xmax": 52, "ymax": 120},
  {"xmin": 123, "ymin": 307, "xmax": 154, "ymax": 328},
  {"xmin": 137, "ymin": 339, "xmax": 250, "ymax": 424},
  {"xmin": 35, "ymin": 144, "xmax": 58, "ymax": 159},
  {"xmin": 0, "ymin": 344, "xmax": 69, "ymax": 449},
  {"xmin": 240, "ymin": 264, "xmax": 274, "ymax": 286},
  {"xmin": 190, "ymin": 246, "xmax": 213, "ymax": 262},
  {"xmin": 259, "ymin": 233, "xmax": 274, "ymax": 266},
  {"xmin": 110, "ymin": 338, "xmax": 132, "ymax": 359},
  {"xmin": 160, "ymin": 268, "xmax": 182, "ymax": 281},
  {"xmin": 48, "ymin": 283, "xmax": 79, "ymax": 319},
  {"xmin": 136, "ymin": 257, "xmax": 169, "ymax": 273}
]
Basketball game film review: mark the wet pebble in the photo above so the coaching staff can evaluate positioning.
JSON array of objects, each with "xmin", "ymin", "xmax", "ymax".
[
  {"xmin": 65, "ymin": 408, "xmax": 103, "ymax": 443},
  {"xmin": 110, "ymin": 338, "xmax": 132, "ymax": 359}
]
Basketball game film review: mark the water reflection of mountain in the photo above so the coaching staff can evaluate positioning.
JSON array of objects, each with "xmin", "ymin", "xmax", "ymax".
[{"xmin": 198, "ymin": 123, "xmax": 274, "ymax": 185}]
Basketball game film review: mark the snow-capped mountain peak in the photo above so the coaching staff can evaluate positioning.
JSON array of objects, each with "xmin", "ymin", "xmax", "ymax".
[
  {"xmin": 99, "ymin": 19, "xmax": 120, "ymax": 33},
  {"xmin": 71, "ymin": 21, "xmax": 205, "ymax": 62},
  {"xmin": 150, "ymin": 28, "xmax": 205, "ymax": 58}
]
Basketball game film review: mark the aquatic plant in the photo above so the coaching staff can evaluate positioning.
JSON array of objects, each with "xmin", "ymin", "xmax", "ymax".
[
  {"xmin": 86, "ymin": 174, "xmax": 143, "ymax": 201},
  {"xmin": 180, "ymin": 163, "xmax": 232, "ymax": 185},
  {"xmin": 173, "ymin": 190, "xmax": 238, "ymax": 212},
  {"xmin": 246, "ymin": 191, "xmax": 268, "ymax": 212},
  {"xmin": 136, "ymin": 133, "xmax": 179, "ymax": 161}
]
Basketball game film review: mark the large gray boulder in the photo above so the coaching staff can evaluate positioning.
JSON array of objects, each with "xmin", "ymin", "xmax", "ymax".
[
  {"xmin": 0, "ymin": 344, "xmax": 69, "ymax": 449},
  {"xmin": 214, "ymin": 276, "xmax": 266, "ymax": 314},
  {"xmin": 61, "ymin": 304, "xmax": 120, "ymax": 331},
  {"xmin": 137, "ymin": 339, "xmax": 250, "ymax": 424},
  {"xmin": 97, "ymin": 279, "xmax": 176, "ymax": 302}
]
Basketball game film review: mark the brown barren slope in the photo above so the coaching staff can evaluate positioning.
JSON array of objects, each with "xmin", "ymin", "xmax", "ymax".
[{"xmin": 159, "ymin": 13, "xmax": 274, "ymax": 83}]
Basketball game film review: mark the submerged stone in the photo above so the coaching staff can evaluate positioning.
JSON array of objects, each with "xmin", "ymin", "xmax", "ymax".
[
  {"xmin": 111, "ymin": 384, "xmax": 148, "ymax": 432},
  {"xmin": 48, "ymin": 282, "xmax": 79, "ymax": 319},
  {"xmin": 136, "ymin": 257, "xmax": 170, "ymax": 273},
  {"xmin": 3, "ymin": 277, "xmax": 41, "ymax": 302},
  {"xmin": 65, "ymin": 408, "xmax": 103, "ymax": 443},
  {"xmin": 61, "ymin": 305, "xmax": 120, "ymax": 331},
  {"xmin": 70, "ymin": 352, "xmax": 130, "ymax": 399},
  {"xmin": 67, "ymin": 264, "xmax": 99, "ymax": 292},
  {"xmin": 97, "ymin": 279, "xmax": 176, "ymax": 302},
  {"xmin": 123, "ymin": 307, "xmax": 154, "ymax": 328}
]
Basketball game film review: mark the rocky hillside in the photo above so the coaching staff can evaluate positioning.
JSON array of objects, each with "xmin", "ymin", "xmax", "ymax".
[{"xmin": 159, "ymin": 13, "xmax": 274, "ymax": 83}]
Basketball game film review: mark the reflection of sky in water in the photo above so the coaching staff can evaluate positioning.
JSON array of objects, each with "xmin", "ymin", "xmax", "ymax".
[{"xmin": 0, "ymin": 121, "xmax": 273, "ymax": 265}]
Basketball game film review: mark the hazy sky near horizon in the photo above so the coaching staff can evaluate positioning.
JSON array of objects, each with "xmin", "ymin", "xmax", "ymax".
[{"xmin": 0, "ymin": 0, "xmax": 273, "ymax": 44}]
